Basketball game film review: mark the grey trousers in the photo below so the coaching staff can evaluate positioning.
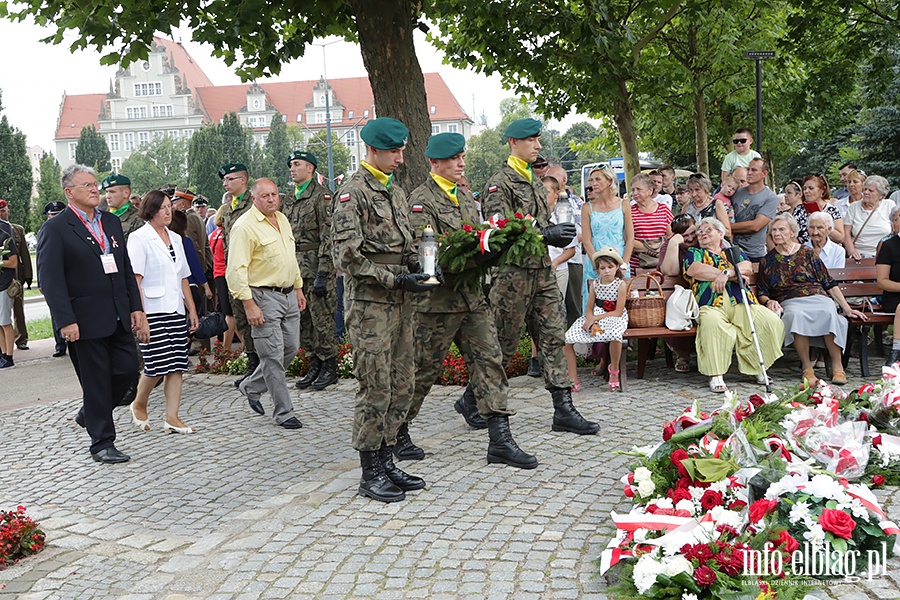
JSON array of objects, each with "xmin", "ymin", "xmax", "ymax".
[{"xmin": 243, "ymin": 288, "xmax": 300, "ymax": 425}]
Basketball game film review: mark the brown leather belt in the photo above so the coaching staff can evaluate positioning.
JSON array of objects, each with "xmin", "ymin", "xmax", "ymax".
[
  {"xmin": 295, "ymin": 243, "xmax": 318, "ymax": 252},
  {"xmin": 362, "ymin": 252, "xmax": 403, "ymax": 265}
]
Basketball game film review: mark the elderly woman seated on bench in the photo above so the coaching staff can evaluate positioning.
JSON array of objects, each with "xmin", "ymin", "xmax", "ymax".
[
  {"xmin": 758, "ymin": 213, "xmax": 868, "ymax": 386},
  {"xmin": 683, "ymin": 217, "xmax": 785, "ymax": 393}
]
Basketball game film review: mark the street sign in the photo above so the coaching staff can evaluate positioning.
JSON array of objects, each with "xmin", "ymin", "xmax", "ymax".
[{"xmin": 744, "ymin": 50, "xmax": 776, "ymax": 60}]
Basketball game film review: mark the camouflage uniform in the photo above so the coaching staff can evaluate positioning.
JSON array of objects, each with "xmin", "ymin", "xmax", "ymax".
[
  {"xmin": 117, "ymin": 203, "xmax": 144, "ymax": 242},
  {"xmin": 407, "ymin": 176, "xmax": 513, "ymax": 421},
  {"xmin": 482, "ymin": 163, "xmax": 572, "ymax": 390},
  {"xmin": 283, "ymin": 179, "xmax": 338, "ymax": 361},
  {"xmin": 184, "ymin": 211, "xmax": 212, "ymax": 276},
  {"xmin": 222, "ymin": 190, "xmax": 256, "ymax": 354},
  {"xmin": 331, "ymin": 168, "xmax": 418, "ymax": 452}
]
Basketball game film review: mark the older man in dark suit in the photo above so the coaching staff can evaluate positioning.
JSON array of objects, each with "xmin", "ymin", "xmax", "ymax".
[{"xmin": 37, "ymin": 164, "xmax": 148, "ymax": 464}]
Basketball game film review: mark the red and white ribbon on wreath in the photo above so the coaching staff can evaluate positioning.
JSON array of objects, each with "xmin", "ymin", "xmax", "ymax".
[{"xmin": 476, "ymin": 228, "xmax": 493, "ymax": 254}]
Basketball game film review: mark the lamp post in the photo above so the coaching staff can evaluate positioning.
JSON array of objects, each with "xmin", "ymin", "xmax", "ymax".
[
  {"xmin": 743, "ymin": 50, "xmax": 776, "ymax": 153},
  {"xmin": 313, "ymin": 40, "xmax": 341, "ymax": 192}
]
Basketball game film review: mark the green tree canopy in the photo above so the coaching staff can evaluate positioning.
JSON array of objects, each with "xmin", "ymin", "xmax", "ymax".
[
  {"xmin": 0, "ymin": 91, "xmax": 33, "ymax": 229},
  {"xmin": 306, "ymin": 130, "xmax": 351, "ymax": 191},
  {"xmin": 263, "ymin": 112, "xmax": 291, "ymax": 190},
  {"xmin": 187, "ymin": 113, "xmax": 254, "ymax": 205},
  {"xmin": 74, "ymin": 125, "xmax": 111, "ymax": 172},
  {"xmin": 36, "ymin": 152, "xmax": 65, "ymax": 226},
  {"xmin": 120, "ymin": 136, "xmax": 189, "ymax": 195}
]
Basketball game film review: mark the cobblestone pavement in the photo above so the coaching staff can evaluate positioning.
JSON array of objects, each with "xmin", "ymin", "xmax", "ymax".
[{"xmin": 2, "ymin": 351, "xmax": 900, "ymax": 599}]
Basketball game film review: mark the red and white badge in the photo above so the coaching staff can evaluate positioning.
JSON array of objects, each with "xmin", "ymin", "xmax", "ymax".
[{"xmin": 339, "ymin": 192, "xmax": 351, "ymax": 203}]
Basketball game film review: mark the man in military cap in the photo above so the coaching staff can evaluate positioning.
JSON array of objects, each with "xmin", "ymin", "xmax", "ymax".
[
  {"xmin": 218, "ymin": 162, "xmax": 259, "ymax": 388},
  {"xmin": 40, "ymin": 201, "xmax": 68, "ymax": 357},
  {"xmin": 469, "ymin": 118, "xmax": 599, "ymax": 436},
  {"xmin": 283, "ymin": 150, "xmax": 339, "ymax": 391},
  {"xmin": 0, "ymin": 200, "xmax": 32, "ymax": 351},
  {"xmin": 101, "ymin": 174, "xmax": 142, "ymax": 241},
  {"xmin": 402, "ymin": 132, "xmax": 537, "ymax": 469},
  {"xmin": 332, "ymin": 117, "xmax": 433, "ymax": 503}
]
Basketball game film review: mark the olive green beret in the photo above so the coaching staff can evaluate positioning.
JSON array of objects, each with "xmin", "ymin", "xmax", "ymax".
[
  {"xmin": 504, "ymin": 118, "xmax": 543, "ymax": 140},
  {"xmin": 287, "ymin": 150, "xmax": 318, "ymax": 168},
  {"xmin": 424, "ymin": 133, "xmax": 466, "ymax": 160},
  {"xmin": 360, "ymin": 118, "xmax": 409, "ymax": 150},
  {"xmin": 100, "ymin": 174, "xmax": 131, "ymax": 190},
  {"xmin": 218, "ymin": 163, "xmax": 248, "ymax": 179}
]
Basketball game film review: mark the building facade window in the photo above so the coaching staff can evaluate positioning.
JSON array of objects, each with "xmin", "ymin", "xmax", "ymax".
[
  {"xmin": 68, "ymin": 142, "xmax": 77, "ymax": 160},
  {"xmin": 107, "ymin": 133, "xmax": 120, "ymax": 151},
  {"xmin": 134, "ymin": 82, "xmax": 162, "ymax": 97},
  {"xmin": 126, "ymin": 106, "xmax": 148, "ymax": 119},
  {"xmin": 168, "ymin": 130, "xmax": 180, "ymax": 139},
  {"xmin": 248, "ymin": 115, "xmax": 267, "ymax": 128},
  {"xmin": 151, "ymin": 104, "xmax": 174, "ymax": 118},
  {"xmin": 111, "ymin": 157, "xmax": 122, "ymax": 171},
  {"xmin": 345, "ymin": 129, "xmax": 356, "ymax": 147},
  {"xmin": 316, "ymin": 113, "xmax": 325, "ymax": 124},
  {"xmin": 138, "ymin": 131, "xmax": 150, "ymax": 147},
  {"xmin": 432, "ymin": 124, "xmax": 440, "ymax": 134},
  {"xmin": 183, "ymin": 129, "xmax": 194, "ymax": 139},
  {"xmin": 447, "ymin": 123, "xmax": 459, "ymax": 133},
  {"xmin": 124, "ymin": 132, "xmax": 135, "ymax": 151},
  {"xmin": 153, "ymin": 130, "xmax": 164, "ymax": 140},
  {"xmin": 349, "ymin": 154, "xmax": 357, "ymax": 172}
]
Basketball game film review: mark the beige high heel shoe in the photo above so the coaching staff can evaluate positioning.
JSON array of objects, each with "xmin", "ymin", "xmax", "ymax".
[
  {"xmin": 163, "ymin": 421, "xmax": 196, "ymax": 434},
  {"xmin": 129, "ymin": 402, "xmax": 151, "ymax": 432}
]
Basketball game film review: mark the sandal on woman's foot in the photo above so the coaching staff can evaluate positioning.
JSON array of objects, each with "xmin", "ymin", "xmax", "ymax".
[
  {"xmin": 831, "ymin": 370, "xmax": 847, "ymax": 385},
  {"xmin": 802, "ymin": 368, "xmax": 818, "ymax": 386},
  {"xmin": 608, "ymin": 370, "xmax": 621, "ymax": 392},
  {"xmin": 709, "ymin": 376, "xmax": 727, "ymax": 393},
  {"xmin": 675, "ymin": 357, "xmax": 690, "ymax": 373},
  {"xmin": 572, "ymin": 381, "xmax": 582, "ymax": 393}
]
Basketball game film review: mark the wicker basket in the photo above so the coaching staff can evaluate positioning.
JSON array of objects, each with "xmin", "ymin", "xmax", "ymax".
[{"xmin": 626, "ymin": 273, "xmax": 666, "ymax": 328}]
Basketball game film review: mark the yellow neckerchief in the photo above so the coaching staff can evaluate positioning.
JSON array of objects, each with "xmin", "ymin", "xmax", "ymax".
[
  {"xmin": 507, "ymin": 155, "xmax": 533, "ymax": 183},
  {"xmin": 361, "ymin": 161, "xmax": 392, "ymax": 189},
  {"xmin": 294, "ymin": 180, "xmax": 312, "ymax": 199},
  {"xmin": 430, "ymin": 173, "xmax": 458, "ymax": 206},
  {"xmin": 111, "ymin": 201, "xmax": 132, "ymax": 218},
  {"xmin": 230, "ymin": 191, "xmax": 246, "ymax": 210}
]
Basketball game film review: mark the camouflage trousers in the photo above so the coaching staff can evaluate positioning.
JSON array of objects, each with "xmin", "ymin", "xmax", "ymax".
[
  {"xmin": 408, "ymin": 308, "xmax": 514, "ymax": 422},
  {"xmin": 347, "ymin": 296, "xmax": 415, "ymax": 452},
  {"xmin": 229, "ymin": 293, "xmax": 255, "ymax": 355},
  {"xmin": 299, "ymin": 274, "xmax": 338, "ymax": 360},
  {"xmin": 490, "ymin": 265, "xmax": 573, "ymax": 390}
]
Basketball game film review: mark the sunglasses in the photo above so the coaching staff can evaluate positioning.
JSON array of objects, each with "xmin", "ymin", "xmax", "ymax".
[
  {"xmin": 733, "ymin": 138, "xmax": 748, "ymax": 144},
  {"xmin": 533, "ymin": 162, "xmax": 548, "ymax": 169}
]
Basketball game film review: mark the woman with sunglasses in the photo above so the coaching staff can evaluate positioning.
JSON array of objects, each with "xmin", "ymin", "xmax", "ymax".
[{"xmin": 792, "ymin": 174, "xmax": 844, "ymax": 246}]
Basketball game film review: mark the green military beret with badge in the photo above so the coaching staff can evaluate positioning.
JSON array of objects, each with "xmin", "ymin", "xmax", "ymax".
[
  {"xmin": 218, "ymin": 162, "xmax": 248, "ymax": 179},
  {"xmin": 424, "ymin": 132, "xmax": 466, "ymax": 160},
  {"xmin": 101, "ymin": 174, "xmax": 131, "ymax": 190},
  {"xmin": 504, "ymin": 118, "xmax": 543, "ymax": 140},
  {"xmin": 287, "ymin": 150, "xmax": 318, "ymax": 168},
  {"xmin": 360, "ymin": 117, "xmax": 409, "ymax": 150}
]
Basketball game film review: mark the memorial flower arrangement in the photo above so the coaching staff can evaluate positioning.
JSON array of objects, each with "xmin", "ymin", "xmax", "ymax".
[
  {"xmin": 0, "ymin": 506, "xmax": 45, "ymax": 569},
  {"xmin": 601, "ymin": 368, "xmax": 900, "ymax": 600},
  {"xmin": 437, "ymin": 211, "xmax": 546, "ymax": 290}
]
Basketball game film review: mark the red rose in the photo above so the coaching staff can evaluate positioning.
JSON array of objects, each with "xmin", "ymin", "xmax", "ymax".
[
  {"xmin": 873, "ymin": 475, "xmax": 886, "ymax": 487},
  {"xmin": 645, "ymin": 504, "xmax": 658, "ymax": 514},
  {"xmin": 514, "ymin": 212, "xmax": 524, "ymax": 219},
  {"xmin": 748, "ymin": 499, "xmax": 778, "ymax": 523},
  {"xmin": 662, "ymin": 423, "xmax": 675, "ymax": 441},
  {"xmin": 772, "ymin": 530, "xmax": 800, "ymax": 554},
  {"xmin": 728, "ymin": 499, "xmax": 747, "ymax": 510},
  {"xmin": 497, "ymin": 218, "xmax": 509, "ymax": 228},
  {"xmin": 462, "ymin": 224, "xmax": 473, "ymax": 233},
  {"xmin": 874, "ymin": 434, "xmax": 883, "ymax": 447},
  {"xmin": 668, "ymin": 488, "xmax": 692, "ymax": 503},
  {"xmin": 602, "ymin": 300, "xmax": 616, "ymax": 312},
  {"xmin": 749, "ymin": 394, "xmax": 765, "ymax": 407},
  {"xmin": 700, "ymin": 490, "xmax": 724, "ymax": 511},
  {"xmin": 675, "ymin": 477, "xmax": 693, "ymax": 489},
  {"xmin": 818, "ymin": 508, "xmax": 856, "ymax": 539},
  {"xmin": 858, "ymin": 412, "xmax": 870, "ymax": 423},
  {"xmin": 669, "ymin": 449, "xmax": 690, "ymax": 475},
  {"xmin": 694, "ymin": 565, "xmax": 717, "ymax": 587}
]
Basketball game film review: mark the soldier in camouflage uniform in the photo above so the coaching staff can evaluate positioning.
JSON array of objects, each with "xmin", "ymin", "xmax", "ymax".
[
  {"xmin": 219, "ymin": 163, "xmax": 259, "ymax": 390},
  {"xmin": 283, "ymin": 150, "xmax": 339, "ymax": 391},
  {"xmin": 403, "ymin": 132, "xmax": 537, "ymax": 469},
  {"xmin": 101, "ymin": 174, "xmax": 142, "ymax": 241},
  {"xmin": 331, "ymin": 118, "xmax": 433, "ymax": 504},
  {"xmin": 471, "ymin": 118, "xmax": 599, "ymax": 435}
]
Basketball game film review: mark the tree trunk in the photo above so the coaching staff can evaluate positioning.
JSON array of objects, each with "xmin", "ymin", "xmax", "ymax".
[
  {"xmin": 612, "ymin": 77, "xmax": 640, "ymax": 194},
  {"xmin": 352, "ymin": 0, "xmax": 431, "ymax": 191},
  {"xmin": 692, "ymin": 77, "xmax": 709, "ymax": 176}
]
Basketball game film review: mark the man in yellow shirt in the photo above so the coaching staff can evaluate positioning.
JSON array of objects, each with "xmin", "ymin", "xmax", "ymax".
[{"xmin": 226, "ymin": 178, "xmax": 307, "ymax": 429}]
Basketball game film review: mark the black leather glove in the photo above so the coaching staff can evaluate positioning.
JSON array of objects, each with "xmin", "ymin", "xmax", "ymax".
[
  {"xmin": 540, "ymin": 222, "xmax": 577, "ymax": 248},
  {"xmin": 472, "ymin": 248, "xmax": 501, "ymax": 266},
  {"xmin": 394, "ymin": 272, "xmax": 435, "ymax": 293},
  {"xmin": 312, "ymin": 272, "xmax": 328, "ymax": 297},
  {"xmin": 434, "ymin": 264, "xmax": 445, "ymax": 286}
]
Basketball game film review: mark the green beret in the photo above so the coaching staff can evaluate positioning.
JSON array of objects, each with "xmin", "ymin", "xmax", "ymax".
[
  {"xmin": 218, "ymin": 163, "xmax": 248, "ymax": 179},
  {"xmin": 100, "ymin": 174, "xmax": 131, "ymax": 190},
  {"xmin": 425, "ymin": 133, "xmax": 466, "ymax": 160},
  {"xmin": 360, "ymin": 118, "xmax": 409, "ymax": 150},
  {"xmin": 504, "ymin": 118, "xmax": 543, "ymax": 140},
  {"xmin": 287, "ymin": 150, "xmax": 318, "ymax": 168}
]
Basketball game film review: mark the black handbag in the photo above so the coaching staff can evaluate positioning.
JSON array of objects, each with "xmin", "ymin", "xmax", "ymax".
[{"xmin": 192, "ymin": 311, "xmax": 228, "ymax": 340}]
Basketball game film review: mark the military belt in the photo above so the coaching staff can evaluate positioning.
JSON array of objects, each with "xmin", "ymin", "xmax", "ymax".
[
  {"xmin": 295, "ymin": 243, "xmax": 318, "ymax": 252},
  {"xmin": 362, "ymin": 252, "xmax": 403, "ymax": 265}
]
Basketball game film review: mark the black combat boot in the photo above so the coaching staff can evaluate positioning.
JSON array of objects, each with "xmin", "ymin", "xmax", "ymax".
[
  {"xmin": 551, "ymin": 387, "xmax": 600, "ymax": 435},
  {"xmin": 295, "ymin": 355, "xmax": 322, "ymax": 389},
  {"xmin": 887, "ymin": 348, "xmax": 900, "ymax": 367},
  {"xmin": 310, "ymin": 357, "xmax": 338, "ymax": 390},
  {"xmin": 379, "ymin": 445, "xmax": 426, "ymax": 491},
  {"xmin": 358, "ymin": 450, "xmax": 405, "ymax": 503},
  {"xmin": 393, "ymin": 422, "xmax": 425, "ymax": 461},
  {"xmin": 487, "ymin": 415, "xmax": 538, "ymax": 469},
  {"xmin": 454, "ymin": 386, "xmax": 487, "ymax": 429},
  {"xmin": 233, "ymin": 352, "xmax": 260, "ymax": 388}
]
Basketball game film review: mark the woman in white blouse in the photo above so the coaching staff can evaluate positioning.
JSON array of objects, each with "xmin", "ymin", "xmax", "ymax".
[
  {"xmin": 844, "ymin": 175, "xmax": 893, "ymax": 260},
  {"xmin": 127, "ymin": 190, "xmax": 199, "ymax": 434}
]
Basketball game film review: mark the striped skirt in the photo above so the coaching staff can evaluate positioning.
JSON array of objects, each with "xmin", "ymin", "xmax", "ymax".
[{"xmin": 139, "ymin": 312, "xmax": 190, "ymax": 377}]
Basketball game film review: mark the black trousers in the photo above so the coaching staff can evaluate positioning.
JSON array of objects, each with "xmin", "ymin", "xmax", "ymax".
[{"xmin": 68, "ymin": 322, "xmax": 140, "ymax": 454}]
